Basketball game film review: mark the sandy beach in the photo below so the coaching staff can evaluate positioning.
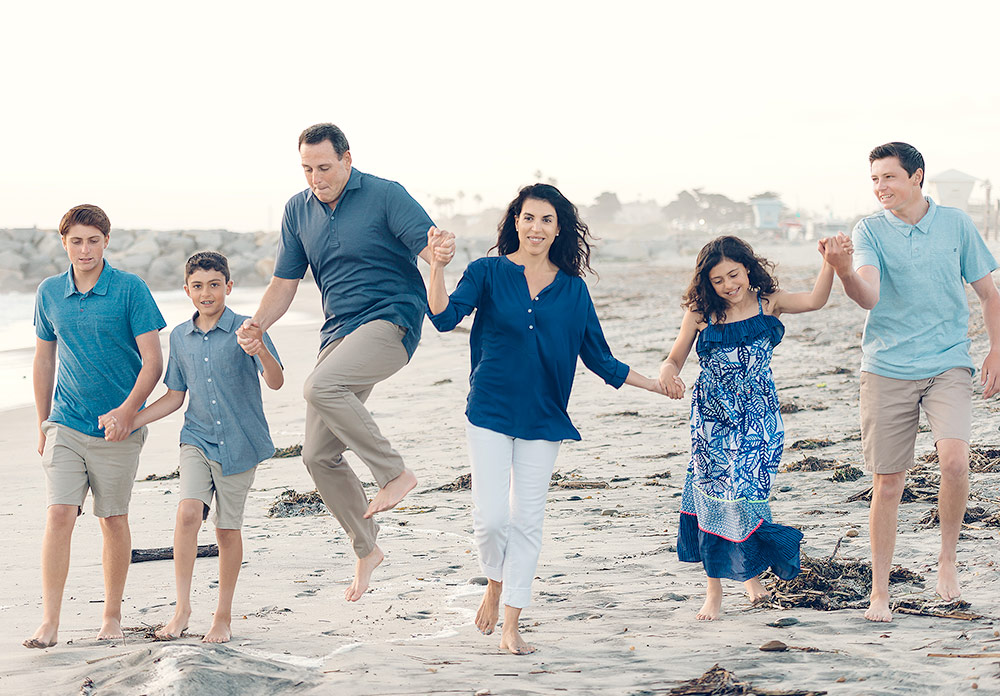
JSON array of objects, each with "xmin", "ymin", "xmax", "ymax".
[{"xmin": 1, "ymin": 246, "xmax": 998, "ymax": 695}]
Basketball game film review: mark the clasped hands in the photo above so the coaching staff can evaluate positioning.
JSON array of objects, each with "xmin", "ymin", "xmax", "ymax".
[{"xmin": 427, "ymin": 226, "xmax": 456, "ymax": 267}]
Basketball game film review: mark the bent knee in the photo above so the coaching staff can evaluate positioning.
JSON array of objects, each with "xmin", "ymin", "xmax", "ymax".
[{"xmin": 302, "ymin": 375, "xmax": 349, "ymax": 406}]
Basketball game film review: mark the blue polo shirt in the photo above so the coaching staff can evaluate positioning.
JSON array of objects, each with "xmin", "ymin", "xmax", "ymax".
[
  {"xmin": 34, "ymin": 261, "xmax": 166, "ymax": 438},
  {"xmin": 274, "ymin": 169, "xmax": 434, "ymax": 358},
  {"xmin": 164, "ymin": 307, "xmax": 281, "ymax": 476},
  {"xmin": 852, "ymin": 197, "xmax": 998, "ymax": 380},
  {"xmin": 428, "ymin": 256, "xmax": 630, "ymax": 441}
]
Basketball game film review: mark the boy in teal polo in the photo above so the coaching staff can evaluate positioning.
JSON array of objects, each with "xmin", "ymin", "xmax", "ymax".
[
  {"xmin": 26, "ymin": 204, "xmax": 166, "ymax": 649},
  {"xmin": 824, "ymin": 142, "xmax": 1000, "ymax": 623},
  {"xmin": 124, "ymin": 251, "xmax": 283, "ymax": 643}
]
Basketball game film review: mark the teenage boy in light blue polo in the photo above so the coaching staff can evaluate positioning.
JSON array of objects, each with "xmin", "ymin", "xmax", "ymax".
[
  {"xmin": 124, "ymin": 251, "xmax": 283, "ymax": 643},
  {"xmin": 26, "ymin": 204, "xmax": 165, "ymax": 649},
  {"xmin": 823, "ymin": 142, "xmax": 1000, "ymax": 623}
]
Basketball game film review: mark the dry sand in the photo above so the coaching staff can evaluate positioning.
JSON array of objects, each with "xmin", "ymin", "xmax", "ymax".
[{"xmin": 1, "ymin": 244, "xmax": 999, "ymax": 695}]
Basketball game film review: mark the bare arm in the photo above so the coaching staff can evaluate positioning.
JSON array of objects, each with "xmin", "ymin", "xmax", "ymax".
[
  {"xmin": 768, "ymin": 261, "xmax": 835, "ymax": 315},
  {"xmin": 101, "ymin": 329, "xmax": 164, "ymax": 441},
  {"xmin": 822, "ymin": 232, "xmax": 880, "ymax": 310},
  {"xmin": 237, "ymin": 276, "xmax": 300, "ymax": 355},
  {"xmin": 658, "ymin": 309, "xmax": 700, "ymax": 399},
  {"xmin": 971, "ymin": 273, "xmax": 1000, "ymax": 399},
  {"xmin": 129, "ymin": 389, "xmax": 186, "ymax": 429},
  {"xmin": 33, "ymin": 337, "xmax": 57, "ymax": 456},
  {"xmin": 624, "ymin": 368, "xmax": 667, "ymax": 395},
  {"xmin": 257, "ymin": 340, "xmax": 285, "ymax": 390},
  {"xmin": 426, "ymin": 226, "xmax": 455, "ymax": 315}
]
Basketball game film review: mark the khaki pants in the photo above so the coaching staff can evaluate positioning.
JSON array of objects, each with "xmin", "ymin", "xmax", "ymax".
[{"xmin": 302, "ymin": 320, "xmax": 409, "ymax": 557}]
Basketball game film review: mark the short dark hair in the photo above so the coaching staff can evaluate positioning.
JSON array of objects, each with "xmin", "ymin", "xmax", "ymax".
[
  {"xmin": 869, "ymin": 142, "xmax": 925, "ymax": 188},
  {"xmin": 492, "ymin": 184, "xmax": 596, "ymax": 278},
  {"xmin": 185, "ymin": 251, "xmax": 230, "ymax": 282},
  {"xmin": 298, "ymin": 123, "xmax": 350, "ymax": 158},
  {"xmin": 683, "ymin": 236, "xmax": 779, "ymax": 323},
  {"xmin": 59, "ymin": 204, "xmax": 110, "ymax": 237}
]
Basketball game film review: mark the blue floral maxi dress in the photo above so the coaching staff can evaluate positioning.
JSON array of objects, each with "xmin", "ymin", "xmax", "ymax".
[{"xmin": 677, "ymin": 296, "xmax": 803, "ymax": 581}]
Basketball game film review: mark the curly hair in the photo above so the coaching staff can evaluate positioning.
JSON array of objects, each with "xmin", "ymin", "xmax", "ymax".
[
  {"xmin": 491, "ymin": 183, "xmax": 595, "ymax": 278},
  {"xmin": 682, "ymin": 236, "xmax": 778, "ymax": 323}
]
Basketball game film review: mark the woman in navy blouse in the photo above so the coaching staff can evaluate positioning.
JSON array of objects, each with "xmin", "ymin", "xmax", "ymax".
[{"xmin": 427, "ymin": 184, "xmax": 665, "ymax": 655}]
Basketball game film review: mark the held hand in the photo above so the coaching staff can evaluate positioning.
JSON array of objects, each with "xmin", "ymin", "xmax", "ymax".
[
  {"xmin": 646, "ymin": 375, "xmax": 669, "ymax": 396},
  {"xmin": 820, "ymin": 234, "xmax": 853, "ymax": 274},
  {"xmin": 99, "ymin": 406, "xmax": 136, "ymax": 442},
  {"xmin": 427, "ymin": 226, "xmax": 456, "ymax": 267},
  {"xmin": 660, "ymin": 374, "xmax": 686, "ymax": 399},
  {"xmin": 982, "ymin": 349, "xmax": 1000, "ymax": 399},
  {"xmin": 236, "ymin": 319, "xmax": 264, "ymax": 356}
]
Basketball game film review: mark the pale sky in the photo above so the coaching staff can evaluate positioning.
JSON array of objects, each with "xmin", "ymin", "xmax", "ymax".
[{"xmin": 2, "ymin": 0, "xmax": 998, "ymax": 232}]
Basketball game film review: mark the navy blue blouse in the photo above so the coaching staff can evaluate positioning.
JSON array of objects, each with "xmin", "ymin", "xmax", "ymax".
[{"xmin": 428, "ymin": 256, "xmax": 630, "ymax": 442}]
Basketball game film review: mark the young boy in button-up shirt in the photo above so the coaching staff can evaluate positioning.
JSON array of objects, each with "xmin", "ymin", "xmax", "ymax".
[{"xmin": 122, "ymin": 251, "xmax": 283, "ymax": 643}]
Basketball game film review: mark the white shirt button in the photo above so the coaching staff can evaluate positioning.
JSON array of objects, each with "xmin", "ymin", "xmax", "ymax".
[
  {"xmin": 216, "ymin": 420, "xmax": 221, "ymax": 425},
  {"xmin": 203, "ymin": 336, "xmax": 208, "ymax": 341},
  {"xmin": 528, "ymin": 309, "xmax": 532, "ymax": 313},
  {"xmin": 529, "ymin": 325, "xmax": 534, "ymax": 329},
  {"xmin": 207, "ymin": 378, "xmax": 212, "ymax": 382},
  {"xmin": 220, "ymin": 440, "xmax": 224, "ymax": 445},
  {"xmin": 204, "ymin": 357, "xmax": 209, "ymax": 362},
  {"xmin": 211, "ymin": 400, "xmax": 216, "ymax": 404}
]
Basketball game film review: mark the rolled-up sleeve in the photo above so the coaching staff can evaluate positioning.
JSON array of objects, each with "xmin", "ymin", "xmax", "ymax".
[
  {"xmin": 428, "ymin": 261, "xmax": 484, "ymax": 332},
  {"xmin": 852, "ymin": 220, "xmax": 881, "ymax": 273},
  {"xmin": 579, "ymin": 293, "xmax": 629, "ymax": 388}
]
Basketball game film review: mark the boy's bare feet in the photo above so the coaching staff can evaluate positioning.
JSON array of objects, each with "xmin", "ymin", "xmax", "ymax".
[
  {"xmin": 744, "ymin": 577, "xmax": 770, "ymax": 603},
  {"xmin": 154, "ymin": 609, "xmax": 191, "ymax": 640},
  {"xmin": 364, "ymin": 468, "xmax": 417, "ymax": 518},
  {"xmin": 864, "ymin": 593, "xmax": 893, "ymax": 622},
  {"xmin": 203, "ymin": 618, "xmax": 232, "ymax": 644},
  {"xmin": 23, "ymin": 622, "xmax": 58, "ymax": 649},
  {"xmin": 476, "ymin": 581, "xmax": 501, "ymax": 635},
  {"xmin": 936, "ymin": 556, "xmax": 962, "ymax": 601},
  {"xmin": 697, "ymin": 579, "xmax": 723, "ymax": 620},
  {"xmin": 345, "ymin": 545, "xmax": 384, "ymax": 601},
  {"xmin": 97, "ymin": 617, "xmax": 124, "ymax": 641}
]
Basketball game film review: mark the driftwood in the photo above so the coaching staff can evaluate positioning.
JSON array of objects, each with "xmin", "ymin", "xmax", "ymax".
[
  {"xmin": 762, "ymin": 553, "xmax": 923, "ymax": 610},
  {"xmin": 669, "ymin": 664, "xmax": 827, "ymax": 695},
  {"xmin": 131, "ymin": 544, "xmax": 218, "ymax": 563},
  {"xmin": 918, "ymin": 505, "xmax": 1000, "ymax": 529},
  {"xmin": 920, "ymin": 446, "xmax": 1000, "ymax": 474}
]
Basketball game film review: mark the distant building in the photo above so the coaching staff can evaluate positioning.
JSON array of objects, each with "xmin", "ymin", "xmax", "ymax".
[
  {"xmin": 750, "ymin": 196, "xmax": 783, "ymax": 231},
  {"xmin": 928, "ymin": 169, "xmax": 978, "ymax": 211}
]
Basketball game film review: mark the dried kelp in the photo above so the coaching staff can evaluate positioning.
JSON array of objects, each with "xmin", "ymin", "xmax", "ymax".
[
  {"xmin": 140, "ymin": 468, "xmax": 179, "ymax": 481},
  {"xmin": 419, "ymin": 473, "xmax": 471, "ymax": 493},
  {"xmin": 919, "ymin": 446, "xmax": 1000, "ymax": 474},
  {"xmin": 918, "ymin": 505, "xmax": 1000, "ymax": 529},
  {"xmin": 789, "ymin": 438, "xmax": 836, "ymax": 451},
  {"xmin": 846, "ymin": 471, "xmax": 940, "ymax": 504},
  {"xmin": 272, "ymin": 444, "xmax": 303, "ymax": 459},
  {"xmin": 893, "ymin": 599, "xmax": 985, "ymax": 621},
  {"xmin": 668, "ymin": 664, "xmax": 827, "ymax": 696},
  {"xmin": 267, "ymin": 489, "xmax": 327, "ymax": 517},
  {"xmin": 780, "ymin": 456, "xmax": 835, "ymax": 473},
  {"xmin": 829, "ymin": 465, "xmax": 864, "ymax": 483}
]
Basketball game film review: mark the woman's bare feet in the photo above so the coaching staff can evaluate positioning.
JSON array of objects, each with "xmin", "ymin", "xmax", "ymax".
[
  {"xmin": 203, "ymin": 616, "xmax": 232, "ymax": 643},
  {"xmin": 697, "ymin": 578, "xmax": 723, "ymax": 620},
  {"xmin": 155, "ymin": 608, "xmax": 191, "ymax": 640},
  {"xmin": 345, "ymin": 545, "xmax": 384, "ymax": 601},
  {"xmin": 97, "ymin": 617, "xmax": 124, "ymax": 641},
  {"xmin": 23, "ymin": 622, "xmax": 58, "ymax": 649},
  {"xmin": 475, "ymin": 580, "xmax": 501, "ymax": 635},
  {"xmin": 498, "ymin": 605, "xmax": 534, "ymax": 655},
  {"xmin": 744, "ymin": 576, "xmax": 771, "ymax": 603}
]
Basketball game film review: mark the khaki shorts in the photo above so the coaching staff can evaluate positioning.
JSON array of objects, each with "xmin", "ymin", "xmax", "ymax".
[
  {"xmin": 41, "ymin": 421, "xmax": 147, "ymax": 517},
  {"xmin": 178, "ymin": 444, "xmax": 256, "ymax": 529},
  {"xmin": 860, "ymin": 368, "xmax": 973, "ymax": 474}
]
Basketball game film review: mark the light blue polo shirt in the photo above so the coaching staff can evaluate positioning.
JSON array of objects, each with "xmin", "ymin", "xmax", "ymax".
[
  {"xmin": 164, "ymin": 307, "xmax": 280, "ymax": 475},
  {"xmin": 852, "ymin": 197, "xmax": 997, "ymax": 380},
  {"xmin": 274, "ymin": 168, "xmax": 434, "ymax": 358},
  {"xmin": 34, "ymin": 261, "xmax": 167, "ymax": 438}
]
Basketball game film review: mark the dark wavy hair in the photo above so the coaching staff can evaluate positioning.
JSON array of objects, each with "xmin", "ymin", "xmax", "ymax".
[
  {"xmin": 683, "ymin": 236, "xmax": 778, "ymax": 323},
  {"xmin": 491, "ymin": 183, "xmax": 595, "ymax": 277}
]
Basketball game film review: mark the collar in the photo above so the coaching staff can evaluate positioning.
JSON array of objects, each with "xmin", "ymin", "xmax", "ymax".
[
  {"xmin": 307, "ymin": 167, "xmax": 363, "ymax": 207},
  {"xmin": 882, "ymin": 196, "xmax": 937, "ymax": 236},
  {"xmin": 184, "ymin": 306, "xmax": 236, "ymax": 335},
  {"xmin": 63, "ymin": 260, "xmax": 113, "ymax": 298}
]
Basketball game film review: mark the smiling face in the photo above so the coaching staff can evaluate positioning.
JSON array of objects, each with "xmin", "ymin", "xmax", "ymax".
[
  {"xmin": 871, "ymin": 156, "xmax": 924, "ymax": 214},
  {"xmin": 62, "ymin": 224, "xmax": 108, "ymax": 278},
  {"xmin": 515, "ymin": 198, "xmax": 559, "ymax": 258},
  {"xmin": 184, "ymin": 268, "xmax": 232, "ymax": 322},
  {"xmin": 708, "ymin": 257, "xmax": 750, "ymax": 307},
  {"xmin": 300, "ymin": 140, "xmax": 352, "ymax": 207}
]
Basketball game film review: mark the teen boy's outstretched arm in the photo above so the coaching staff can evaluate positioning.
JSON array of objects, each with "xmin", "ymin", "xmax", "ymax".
[
  {"xmin": 33, "ymin": 338, "xmax": 57, "ymax": 456},
  {"xmin": 972, "ymin": 273, "xmax": 1000, "ymax": 399},
  {"xmin": 100, "ymin": 330, "xmax": 163, "ymax": 442}
]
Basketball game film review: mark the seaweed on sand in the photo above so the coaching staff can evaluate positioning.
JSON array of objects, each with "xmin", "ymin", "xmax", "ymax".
[
  {"xmin": 419, "ymin": 473, "xmax": 471, "ymax": 493},
  {"xmin": 919, "ymin": 446, "xmax": 1000, "ymax": 474},
  {"xmin": 267, "ymin": 489, "xmax": 327, "ymax": 517},
  {"xmin": 272, "ymin": 444, "xmax": 303, "ymax": 459},
  {"xmin": 667, "ymin": 664, "xmax": 827, "ymax": 695},
  {"xmin": 918, "ymin": 504, "xmax": 1000, "ymax": 529},
  {"xmin": 780, "ymin": 456, "xmax": 835, "ymax": 473}
]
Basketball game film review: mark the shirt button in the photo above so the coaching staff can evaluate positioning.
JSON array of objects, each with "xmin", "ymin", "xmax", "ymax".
[
  {"xmin": 529, "ymin": 325, "xmax": 534, "ymax": 329},
  {"xmin": 533, "ymin": 297, "xmax": 538, "ymax": 301},
  {"xmin": 211, "ymin": 400, "xmax": 216, "ymax": 404},
  {"xmin": 204, "ymin": 357, "xmax": 209, "ymax": 362},
  {"xmin": 207, "ymin": 378, "xmax": 212, "ymax": 383},
  {"xmin": 204, "ymin": 336, "xmax": 208, "ymax": 341},
  {"xmin": 216, "ymin": 420, "xmax": 221, "ymax": 425},
  {"xmin": 220, "ymin": 441, "xmax": 225, "ymax": 445},
  {"xmin": 528, "ymin": 309, "xmax": 532, "ymax": 313}
]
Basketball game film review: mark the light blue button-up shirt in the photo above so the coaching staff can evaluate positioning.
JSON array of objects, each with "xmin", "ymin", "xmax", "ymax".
[
  {"xmin": 164, "ymin": 307, "xmax": 280, "ymax": 475},
  {"xmin": 34, "ymin": 261, "xmax": 166, "ymax": 437},
  {"xmin": 852, "ymin": 197, "xmax": 997, "ymax": 380}
]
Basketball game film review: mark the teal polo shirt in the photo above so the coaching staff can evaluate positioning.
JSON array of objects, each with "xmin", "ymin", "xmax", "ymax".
[
  {"xmin": 34, "ymin": 261, "xmax": 167, "ymax": 437},
  {"xmin": 852, "ymin": 197, "xmax": 997, "ymax": 380},
  {"xmin": 274, "ymin": 168, "xmax": 434, "ymax": 358}
]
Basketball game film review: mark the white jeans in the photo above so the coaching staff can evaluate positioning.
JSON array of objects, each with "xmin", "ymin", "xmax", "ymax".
[{"xmin": 466, "ymin": 422, "xmax": 561, "ymax": 609}]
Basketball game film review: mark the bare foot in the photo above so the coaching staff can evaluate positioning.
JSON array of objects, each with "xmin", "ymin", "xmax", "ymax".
[
  {"xmin": 744, "ymin": 577, "xmax": 771, "ymax": 604},
  {"xmin": 97, "ymin": 617, "xmax": 124, "ymax": 641},
  {"xmin": 476, "ymin": 581, "xmax": 501, "ymax": 635},
  {"xmin": 345, "ymin": 545, "xmax": 384, "ymax": 601},
  {"xmin": 936, "ymin": 556, "xmax": 962, "ymax": 601},
  {"xmin": 864, "ymin": 594, "xmax": 893, "ymax": 622},
  {"xmin": 154, "ymin": 609, "xmax": 191, "ymax": 640},
  {"xmin": 499, "ymin": 628, "xmax": 535, "ymax": 655},
  {"xmin": 202, "ymin": 618, "xmax": 232, "ymax": 644},
  {"xmin": 23, "ymin": 622, "xmax": 58, "ymax": 649},
  {"xmin": 364, "ymin": 468, "xmax": 417, "ymax": 518},
  {"xmin": 697, "ymin": 580, "xmax": 723, "ymax": 620}
]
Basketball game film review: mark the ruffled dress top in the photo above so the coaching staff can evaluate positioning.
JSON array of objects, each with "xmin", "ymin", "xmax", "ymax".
[{"xmin": 676, "ymin": 295, "xmax": 803, "ymax": 581}]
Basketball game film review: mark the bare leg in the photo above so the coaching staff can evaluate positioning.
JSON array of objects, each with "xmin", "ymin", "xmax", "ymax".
[
  {"xmin": 744, "ymin": 576, "xmax": 770, "ymax": 603},
  {"xmin": 865, "ymin": 471, "xmax": 906, "ymax": 622},
  {"xmin": 498, "ymin": 605, "xmax": 534, "ymax": 655},
  {"xmin": 156, "ymin": 500, "xmax": 202, "ymax": 640},
  {"xmin": 697, "ymin": 577, "xmax": 723, "ymax": 620},
  {"xmin": 204, "ymin": 528, "xmax": 241, "ymax": 643},
  {"xmin": 475, "ymin": 580, "xmax": 501, "ymax": 635},
  {"xmin": 24, "ymin": 504, "xmax": 77, "ymax": 648},
  {"xmin": 97, "ymin": 514, "xmax": 132, "ymax": 640},
  {"xmin": 364, "ymin": 468, "xmax": 418, "ymax": 518},
  {"xmin": 935, "ymin": 439, "xmax": 969, "ymax": 601},
  {"xmin": 345, "ymin": 545, "xmax": 384, "ymax": 602}
]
